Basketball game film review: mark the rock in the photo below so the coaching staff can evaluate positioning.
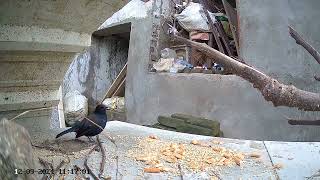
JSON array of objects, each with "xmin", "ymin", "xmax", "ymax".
[
  {"xmin": 171, "ymin": 113, "xmax": 220, "ymax": 130},
  {"xmin": 0, "ymin": 119, "xmax": 35, "ymax": 180},
  {"xmin": 63, "ymin": 90, "xmax": 88, "ymax": 126}
]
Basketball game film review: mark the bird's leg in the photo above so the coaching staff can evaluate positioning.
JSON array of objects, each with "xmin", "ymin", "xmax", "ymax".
[{"xmin": 87, "ymin": 136, "xmax": 95, "ymax": 143}]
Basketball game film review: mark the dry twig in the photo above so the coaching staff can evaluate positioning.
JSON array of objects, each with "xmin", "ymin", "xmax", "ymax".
[
  {"xmin": 84, "ymin": 144, "xmax": 100, "ymax": 180},
  {"xmin": 289, "ymin": 26, "xmax": 320, "ymax": 65},
  {"xmin": 9, "ymin": 107, "xmax": 54, "ymax": 121},
  {"xmin": 178, "ymin": 164, "xmax": 184, "ymax": 180},
  {"xmin": 52, "ymin": 157, "xmax": 70, "ymax": 179},
  {"xmin": 97, "ymin": 136, "xmax": 106, "ymax": 178},
  {"xmin": 38, "ymin": 157, "xmax": 54, "ymax": 180},
  {"xmin": 289, "ymin": 26, "xmax": 320, "ymax": 82}
]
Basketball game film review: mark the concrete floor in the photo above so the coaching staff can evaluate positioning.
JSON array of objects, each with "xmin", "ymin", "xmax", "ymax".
[{"xmin": 26, "ymin": 121, "xmax": 320, "ymax": 180}]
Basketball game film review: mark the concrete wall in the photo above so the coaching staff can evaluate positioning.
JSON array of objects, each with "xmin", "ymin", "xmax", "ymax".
[
  {"xmin": 66, "ymin": 0, "xmax": 319, "ymax": 141},
  {"xmin": 63, "ymin": 33, "xmax": 129, "ymax": 111},
  {"xmin": 122, "ymin": 0, "xmax": 320, "ymax": 141},
  {"xmin": 0, "ymin": 0, "xmax": 128, "ymax": 132}
]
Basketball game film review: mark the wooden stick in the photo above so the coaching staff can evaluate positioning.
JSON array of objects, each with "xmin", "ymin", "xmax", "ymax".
[
  {"xmin": 200, "ymin": 0, "xmax": 225, "ymax": 53},
  {"xmin": 53, "ymin": 157, "xmax": 70, "ymax": 179},
  {"xmin": 9, "ymin": 107, "xmax": 54, "ymax": 121},
  {"xmin": 97, "ymin": 136, "xmax": 106, "ymax": 178},
  {"xmin": 38, "ymin": 157, "xmax": 54, "ymax": 180},
  {"xmin": 215, "ymin": 21, "xmax": 233, "ymax": 56}
]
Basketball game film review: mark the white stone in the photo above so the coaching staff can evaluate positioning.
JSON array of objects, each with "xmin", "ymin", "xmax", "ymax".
[{"xmin": 63, "ymin": 90, "xmax": 88, "ymax": 124}]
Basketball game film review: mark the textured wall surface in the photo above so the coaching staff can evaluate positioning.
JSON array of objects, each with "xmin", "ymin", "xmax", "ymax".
[
  {"xmin": 122, "ymin": 0, "xmax": 320, "ymax": 141},
  {"xmin": 0, "ymin": 0, "xmax": 128, "ymax": 129},
  {"xmin": 63, "ymin": 35, "xmax": 129, "ymax": 110}
]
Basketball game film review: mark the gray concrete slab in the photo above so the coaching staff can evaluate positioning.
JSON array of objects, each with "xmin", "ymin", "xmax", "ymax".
[
  {"xmin": 28, "ymin": 121, "xmax": 320, "ymax": 179},
  {"xmin": 30, "ymin": 121, "xmax": 282, "ymax": 180},
  {"xmin": 264, "ymin": 141, "xmax": 320, "ymax": 180}
]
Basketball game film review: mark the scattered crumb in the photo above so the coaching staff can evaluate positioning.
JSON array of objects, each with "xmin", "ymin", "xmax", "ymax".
[
  {"xmin": 127, "ymin": 137, "xmax": 247, "ymax": 174},
  {"xmin": 273, "ymin": 163, "xmax": 284, "ymax": 170},
  {"xmin": 191, "ymin": 140, "xmax": 200, "ymax": 145},
  {"xmin": 211, "ymin": 176, "xmax": 219, "ymax": 180},
  {"xmin": 148, "ymin": 135, "xmax": 159, "ymax": 140},
  {"xmin": 212, "ymin": 140, "xmax": 223, "ymax": 145},
  {"xmin": 248, "ymin": 152, "xmax": 261, "ymax": 158},
  {"xmin": 144, "ymin": 167, "xmax": 161, "ymax": 173}
]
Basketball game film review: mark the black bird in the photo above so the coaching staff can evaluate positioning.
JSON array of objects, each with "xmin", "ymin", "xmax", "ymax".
[{"xmin": 56, "ymin": 104, "xmax": 108, "ymax": 139}]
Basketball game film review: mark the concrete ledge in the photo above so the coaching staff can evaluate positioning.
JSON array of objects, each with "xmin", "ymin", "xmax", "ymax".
[
  {"xmin": 0, "ymin": 89, "xmax": 59, "ymax": 112},
  {"xmin": 29, "ymin": 121, "xmax": 320, "ymax": 180},
  {"xmin": 0, "ymin": 25, "xmax": 91, "ymax": 52}
]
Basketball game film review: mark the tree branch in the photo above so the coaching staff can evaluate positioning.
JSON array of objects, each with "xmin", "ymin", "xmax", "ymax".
[
  {"xmin": 172, "ymin": 34, "xmax": 320, "ymax": 111},
  {"xmin": 286, "ymin": 116, "xmax": 320, "ymax": 126},
  {"xmin": 289, "ymin": 26, "xmax": 320, "ymax": 64}
]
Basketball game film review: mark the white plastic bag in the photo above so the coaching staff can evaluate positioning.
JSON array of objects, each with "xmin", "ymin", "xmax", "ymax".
[
  {"xmin": 175, "ymin": 2, "xmax": 216, "ymax": 32},
  {"xmin": 153, "ymin": 58, "xmax": 174, "ymax": 72}
]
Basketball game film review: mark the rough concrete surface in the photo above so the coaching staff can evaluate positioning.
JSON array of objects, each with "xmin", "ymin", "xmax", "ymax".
[
  {"xmin": 0, "ymin": 0, "xmax": 129, "ymax": 130},
  {"xmin": 63, "ymin": 35, "xmax": 129, "ymax": 110},
  {"xmin": 61, "ymin": 0, "xmax": 320, "ymax": 141},
  {"xmin": 122, "ymin": 0, "xmax": 320, "ymax": 141},
  {"xmin": 0, "ymin": 119, "xmax": 35, "ymax": 180},
  {"xmin": 27, "ymin": 121, "xmax": 320, "ymax": 180},
  {"xmin": 0, "ymin": 0, "xmax": 128, "ymax": 34}
]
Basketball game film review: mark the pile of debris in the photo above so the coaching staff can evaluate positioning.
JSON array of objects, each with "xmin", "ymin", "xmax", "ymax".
[
  {"xmin": 148, "ymin": 113, "xmax": 223, "ymax": 137},
  {"xmin": 151, "ymin": 0, "xmax": 239, "ymax": 74}
]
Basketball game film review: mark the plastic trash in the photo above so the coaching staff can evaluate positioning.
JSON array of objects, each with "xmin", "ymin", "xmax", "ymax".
[
  {"xmin": 160, "ymin": 48, "xmax": 177, "ymax": 59},
  {"xmin": 153, "ymin": 58, "xmax": 174, "ymax": 72},
  {"xmin": 175, "ymin": 2, "xmax": 217, "ymax": 32},
  {"xmin": 212, "ymin": 63, "xmax": 224, "ymax": 74}
]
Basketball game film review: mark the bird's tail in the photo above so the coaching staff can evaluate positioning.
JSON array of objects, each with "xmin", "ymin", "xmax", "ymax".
[{"xmin": 56, "ymin": 127, "xmax": 76, "ymax": 138}]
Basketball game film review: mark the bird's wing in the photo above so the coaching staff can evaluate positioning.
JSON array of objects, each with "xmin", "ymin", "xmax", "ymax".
[{"xmin": 75, "ymin": 126, "xmax": 94, "ymax": 138}]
